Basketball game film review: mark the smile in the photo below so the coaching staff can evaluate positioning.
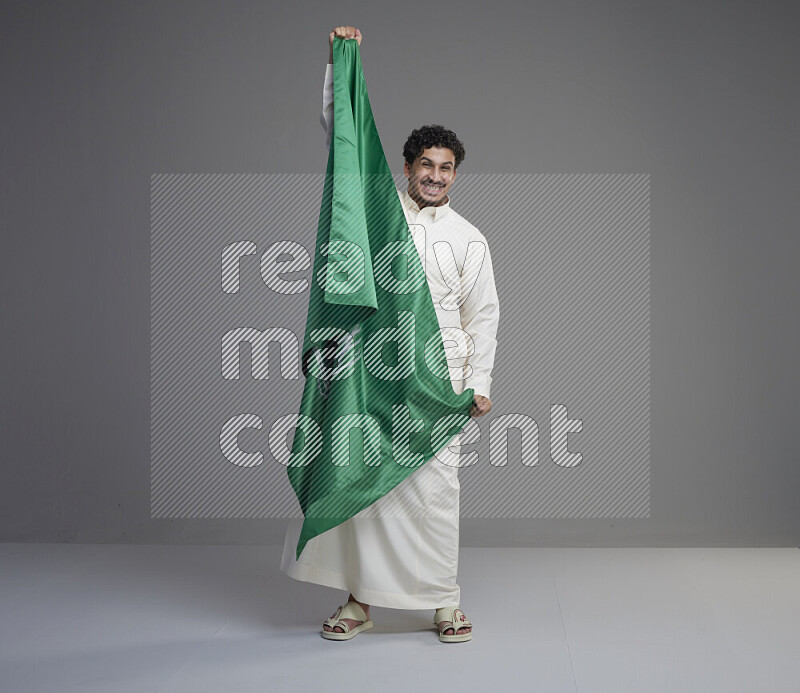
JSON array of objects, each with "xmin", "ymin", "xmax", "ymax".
[{"xmin": 422, "ymin": 182, "xmax": 443, "ymax": 193}]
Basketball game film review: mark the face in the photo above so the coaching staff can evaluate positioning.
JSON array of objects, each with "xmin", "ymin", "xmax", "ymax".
[{"xmin": 404, "ymin": 146, "xmax": 458, "ymax": 208}]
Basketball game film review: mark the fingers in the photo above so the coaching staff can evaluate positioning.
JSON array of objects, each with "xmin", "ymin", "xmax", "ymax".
[
  {"xmin": 469, "ymin": 397, "xmax": 493, "ymax": 417},
  {"xmin": 331, "ymin": 25, "xmax": 363, "ymax": 43}
]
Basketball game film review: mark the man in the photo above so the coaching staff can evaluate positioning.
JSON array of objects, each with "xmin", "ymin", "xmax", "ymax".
[{"xmin": 280, "ymin": 26, "xmax": 499, "ymax": 643}]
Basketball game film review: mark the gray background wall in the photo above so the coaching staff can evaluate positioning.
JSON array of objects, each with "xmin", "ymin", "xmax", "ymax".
[{"xmin": 1, "ymin": 0, "xmax": 798, "ymax": 546}]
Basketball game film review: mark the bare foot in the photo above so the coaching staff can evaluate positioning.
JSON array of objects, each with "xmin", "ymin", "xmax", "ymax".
[
  {"xmin": 322, "ymin": 595, "xmax": 370, "ymax": 634},
  {"xmin": 438, "ymin": 621, "xmax": 472, "ymax": 636}
]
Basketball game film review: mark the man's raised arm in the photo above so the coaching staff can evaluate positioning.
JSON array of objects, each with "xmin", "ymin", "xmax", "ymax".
[
  {"xmin": 321, "ymin": 63, "xmax": 333, "ymax": 151},
  {"xmin": 322, "ymin": 26, "xmax": 363, "ymax": 151}
]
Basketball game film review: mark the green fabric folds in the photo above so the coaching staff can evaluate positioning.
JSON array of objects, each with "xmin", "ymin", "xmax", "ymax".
[{"xmin": 287, "ymin": 36, "xmax": 475, "ymax": 560}]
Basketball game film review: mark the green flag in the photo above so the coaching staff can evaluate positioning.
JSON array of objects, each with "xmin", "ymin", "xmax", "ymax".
[{"xmin": 287, "ymin": 36, "xmax": 475, "ymax": 560}]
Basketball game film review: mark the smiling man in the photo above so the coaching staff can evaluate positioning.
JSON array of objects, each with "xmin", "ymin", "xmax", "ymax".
[
  {"xmin": 404, "ymin": 133, "xmax": 458, "ymax": 206},
  {"xmin": 280, "ymin": 25, "xmax": 499, "ymax": 644}
]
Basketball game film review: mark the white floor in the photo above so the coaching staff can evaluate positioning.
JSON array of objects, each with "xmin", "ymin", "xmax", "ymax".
[{"xmin": 1, "ymin": 544, "xmax": 798, "ymax": 693}]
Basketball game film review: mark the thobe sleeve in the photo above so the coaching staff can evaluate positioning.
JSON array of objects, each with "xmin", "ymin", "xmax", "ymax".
[
  {"xmin": 321, "ymin": 63, "xmax": 334, "ymax": 151},
  {"xmin": 459, "ymin": 238, "xmax": 500, "ymax": 400}
]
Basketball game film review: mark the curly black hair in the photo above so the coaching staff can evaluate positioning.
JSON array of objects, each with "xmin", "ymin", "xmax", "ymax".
[{"xmin": 402, "ymin": 124, "xmax": 465, "ymax": 169}]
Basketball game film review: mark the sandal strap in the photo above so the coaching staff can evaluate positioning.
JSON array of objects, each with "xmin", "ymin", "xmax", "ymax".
[
  {"xmin": 339, "ymin": 600, "xmax": 369, "ymax": 622},
  {"xmin": 434, "ymin": 607, "xmax": 472, "ymax": 631},
  {"xmin": 434, "ymin": 606, "xmax": 456, "ymax": 624},
  {"xmin": 323, "ymin": 601, "xmax": 369, "ymax": 632},
  {"xmin": 323, "ymin": 605, "xmax": 344, "ymax": 629}
]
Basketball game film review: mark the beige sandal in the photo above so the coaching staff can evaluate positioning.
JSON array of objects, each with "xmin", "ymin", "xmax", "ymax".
[
  {"xmin": 434, "ymin": 606, "xmax": 473, "ymax": 643},
  {"xmin": 321, "ymin": 600, "xmax": 374, "ymax": 641}
]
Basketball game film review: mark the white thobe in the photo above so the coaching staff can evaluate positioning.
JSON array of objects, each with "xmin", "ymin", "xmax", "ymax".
[{"xmin": 279, "ymin": 64, "xmax": 499, "ymax": 609}]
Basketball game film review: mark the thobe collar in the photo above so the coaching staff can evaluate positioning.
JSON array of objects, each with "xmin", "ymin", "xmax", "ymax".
[{"xmin": 401, "ymin": 188, "xmax": 451, "ymax": 222}]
